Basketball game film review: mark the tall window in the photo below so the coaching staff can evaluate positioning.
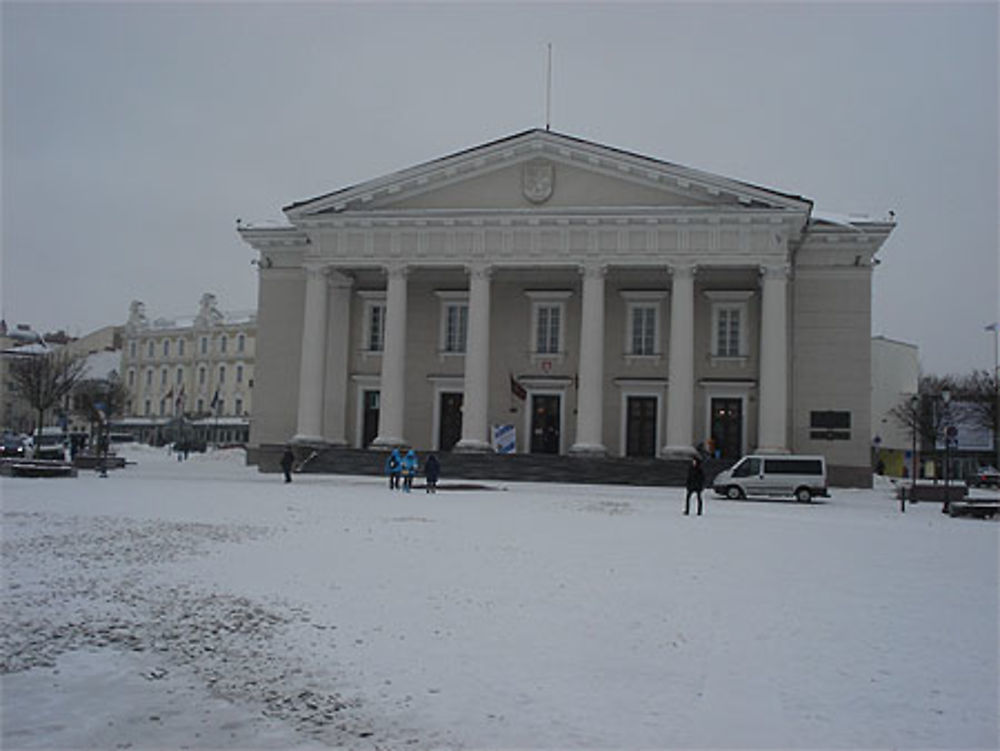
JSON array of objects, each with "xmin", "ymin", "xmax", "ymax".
[
  {"xmin": 444, "ymin": 303, "xmax": 468, "ymax": 353},
  {"xmin": 197, "ymin": 398, "xmax": 204, "ymax": 413},
  {"xmin": 128, "ymin": 369, "xmax": 135, "ymax": 388},
  {"xmin": 145, "ymin": 369, "xmax": 152, "ymax": 387},
  {"xmin": 235, "ymin": 397, "xmax": 243, "ymax": 415},
  {"xmin": 630, "ymin": 306, "xmax": 657, "ymax": 356},
  {"xmin": 535, "ymin": 304, "xmax": 561, "ymax": 354},
  {"xmin": 161, "ymin": 368, "xmax": 168, "ymax": 387},
  {"xmin": 147, "ymin": 341, "xmax": 154, "ymax": 358},
  {"xmin": 144, "ymin": 400, "xmax": 151, "ymax": 416},
  {"xmin": 178, "ymin": 338, "xmax": 185, "ymax": 357},
  {"xmin": 367, "ymin": 303, "xmax": 386, "ymax": 352},
  {"xmin": 129, "ymin": 341, "xmax": 136, "ymax": 359},
  {"xmin": 220, "ymin": 336, "xmax": 227, "ymax": 354},
  {"xmin": 716, "ymin": 307, "xmax": 741, "ymax": 357},
  {"xmin": 163, "ymin": 340, "xmax": 170, "ymax": 357},
  {"xmin": 199, "ymin": 366, "xmax": 206, "ymax": 385},
  {"xmin": 176, "ymin": 367, "xmax": 183, "ymax": 384},
  {"xmin": 219, "ymin": 365, "xmax": 226, "ymax": 384},
  {"xmin": 159, "ymin": 399, "xmax": 166, "ymax": 416},
  {"xmin": 236, "ymin": 364, "xmax": 243, "ymax": 383},
  {"xmin": 200, "ymin": 337, "xmax": 208, "ymax": 355},
  {"xmin": 237, "ymin": 334, "xmax": 245, "ymax": 352}
]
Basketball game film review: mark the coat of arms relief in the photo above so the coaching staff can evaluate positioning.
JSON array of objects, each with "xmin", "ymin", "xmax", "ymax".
[{"xmin": 522, "ymin": 158, "xmax": 555, "ymax": 204}]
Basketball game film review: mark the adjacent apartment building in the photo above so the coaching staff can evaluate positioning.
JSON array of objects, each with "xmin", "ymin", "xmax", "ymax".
[
  {"xmin": 238, "ymin": 129, "xmax": 895, "ymax": 485},
  {"xmin": 119, "ymin": 294, "xmax": 256, "ymax": 444}
]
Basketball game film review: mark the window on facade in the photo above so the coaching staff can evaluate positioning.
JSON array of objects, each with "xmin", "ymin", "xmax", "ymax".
[
  {"xmin": 176, "ymin": 367, "xmax": 183, "ymax": 384},
  {"xmin": 219, "ymin": 365, "xmax": 226, "ymax": 384},
  {"xmin": 200, "ymin": 337, "xmax": 208, "ymax": 355},
  {"xmin": 237, "ymin": 334, "xmax": 245, "ymax": 352},
  {"xmin": 161, "ymin": 368, "xmax": 168, "ymax": 387},
  {"xmin": 810, "ymin": 411, "xmax": 851, "ymax": 441},
  {"xmin": 128, "ymin": 370, "xmax": 135, "ymax": 388},
  {"xmin": 199, "ymin": 367, "xmax": 206, "ymax": 385},
  {"xmin": 236, "ymin": 365, "xmax": 243, "ymax": 383},
  {"xmin": 630, "ymin": 306, "xmax": 657, "ymax": 356},
  {"xmin": 235, "ymin": 398, "xmax": 243, "ymax": 415},
  {"xmin": 367, "ymin": 303, "xmax": 386, "ymax": 352},
  {"xmin": 144, "ymin": 400, "xmax": 151, "ymax": 416},
  {"xmin": 145, "ymin": 369, "xmax": 152, "ymax": 387},
  {"xmin": 535, "ymin": 304, "xmax": 561, "ymax": 354},
  {"xmin": 163, "ymin": 340, "xmax": 170, "ymax": 357},
  {"xmin": 220, "ymin": 336, "xmax": 227, "ymax": 354},
  {"xmin": 147, "ymin": 341, "xmax": 154, "ymax": 358},
  {"xmin": 444, "ymin": 303, "xmax": 468, "ymax": 353},
  {"xmin": 129, "ymin": 341, "xmax": 136, "ymax": 359},
  {"xmin": 716, "ymin": 307, "xmax": 742, "ymax": 357},
  {"xmin": 178, "ymin": 339, "xmax": 185, "ymax": 357},
  {"xmin": 159, "ymin": 399, "xmax": 166, "ymax": 416},
  {"xmin": 197, "ymin": 398, "xmax": 204, "ymax": 413}
]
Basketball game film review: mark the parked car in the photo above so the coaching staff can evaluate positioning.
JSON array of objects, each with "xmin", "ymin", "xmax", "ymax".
[
  {"xmin": 712, "ymin": 454, "xmax": 829, "ymax": 503},
  {"xmin": 30, "ymin": 428, "xmax": 68, "ymax": 462},
  {"xmin": 972, "ymin": 465, "xmax": 1000, "ymax": 488},
  {"xmin": 0, "ymin": 434, "xmax": 27, "ymax": 458}
]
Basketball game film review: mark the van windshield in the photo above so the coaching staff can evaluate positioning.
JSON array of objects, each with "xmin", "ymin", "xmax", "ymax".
[{"xmin": 732, "ymin": 458, "xmax": 761, "ymax": 478}]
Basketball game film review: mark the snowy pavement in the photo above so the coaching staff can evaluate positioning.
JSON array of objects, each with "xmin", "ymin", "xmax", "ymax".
[{"xmin": 2, "ymin": 445, "xmax": 997, "ymax": 749}]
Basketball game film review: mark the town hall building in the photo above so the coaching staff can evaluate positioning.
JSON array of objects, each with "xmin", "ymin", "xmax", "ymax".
[{"xmin": 238, "ymin": 130, "xmax": 894, "ymax": 486}]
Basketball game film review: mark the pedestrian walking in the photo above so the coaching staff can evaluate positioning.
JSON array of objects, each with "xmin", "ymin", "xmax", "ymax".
[
  {"xmin": 684, "ymin": 456, "xmax": 705, "ymax": 516},
  {"xmin": 281, "ymin": 446, "xmax": 294, "ymax": 483},
  {"xmin": 385, "ymin": 448, "xmax": 402, "ymax": 490},
  {"xmin": 424, "ymin": 453, "xmax": 440, "ymax": 493},
  {"xmin": 401, "ymin": 449, "xmax": 418, "ymax": 493}
]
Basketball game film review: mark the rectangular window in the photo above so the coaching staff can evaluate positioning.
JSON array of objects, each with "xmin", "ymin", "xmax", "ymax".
[
  {"xmin": 128, "ymin": 370, "xmax": 135, "ymax": 388},
  {"xmin": 144, "ymin": 400, "xmax": 151, "ymax": 416},
  {"xmin": 367, "ymin": 303, "xmax": 386, "ymax": 352},
  {"xmin": 237, "ymin": 334, "xmax": 245, "ymax": 353},
  {"xmin": 235, "ymin": 398, "xmax": 243, "ymax": 415},
  {"xmin": 200, "ymin": 337, "xmax": 208, "ymax": 355},
  {"xmin": 236, "ymin": 365, "xmax": 243, "ymax": 383},
  {"xmin": 199, "ymin": 367, "xmax": 206, "ymax": 385},
  {"xmin": 810, "ymin": 411, "xmax": 851, "ymax": 440},
  {"xmin": 535, "ymin": 304, "xmax": 561, "ymax": 354},
  {"xmin": 163, "ymin": 340, "xmax": 170, "ymax": 357},
  {"xmin": 630, "ymin": 306, "xmax": 656, "ymax": 356},
  {"xmin": 176, "ymin": 367, "xmax": 183, "ymax": 384},
  {"xmin": 147, "ymin": 341, "xmax": 154, "ymax": 358},
  {"xmin": 220, "ymin": 336, "xmax": 227, "ymax": 353},
  {"xmin": 161, "ymin": 368, "xmax": 168, "ymax": 387},
  {"xmin": 145, "ymin": 369, "xmax": 152, "ymax": 387},
  {"xmin": 219, "ymin": 365, "xmax": 226, "ymax": 384},
  {"xmin": 178, "ymin": 339, "xmax": 185, "ymax": 357},
  {"xmin": 197, "ymin": 398, "xmax": 204, "ymax": 413},
  {"xmin": 716, "ymin": 307, "xmax": 741, "ymax": 357},
  {"xmin": 444, "ymin": 303, "xmax": 468, "ymax": 353},
  {"xmin": 129, "ymin": 341, "xmax": 136, "ymax": 359}
]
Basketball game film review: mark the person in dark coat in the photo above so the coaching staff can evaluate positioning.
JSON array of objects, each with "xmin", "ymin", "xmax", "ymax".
[
  {"xmin": 684, "ymin": 457, "xmax": 705, "ymax": 516},
  {"xmin": 280, "ymin": 446, "xmax": 295, "ymax": 483},
  {"xmin": 424, "ymin": 454, "xmax": 440, "ymax": 493}
]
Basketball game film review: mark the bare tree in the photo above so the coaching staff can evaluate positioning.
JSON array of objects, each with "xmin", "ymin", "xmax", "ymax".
[
  {"xmin": 7, "ymin": 349, "xmax": 87, "ymax": 440},
  {"xmin": 951, "ymin": 369, "xmax": 999, "ymax": 464},
  {"xmin": 73, "ymin": 374, "xmax": 129, "ymax": 433},
  {"xmin": 888, "ymin": 375, "xmax": 960, "ymax": 463}
]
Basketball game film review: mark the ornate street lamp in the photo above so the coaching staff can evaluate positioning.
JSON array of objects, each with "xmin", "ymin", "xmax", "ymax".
[{"xmin": 941, "ymin": 388, "xmax": 952, "ymax": 512}]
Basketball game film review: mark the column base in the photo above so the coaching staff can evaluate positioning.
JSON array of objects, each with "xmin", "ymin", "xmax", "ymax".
[
  {"xmin": 452, "ymin": 439, "xmax": 493, "ymax": 453},
  {"xmin": 661, "ymin": 444, "xmax": 698, "ymax": 459},
  {"xmin": 370, "ymin": 435, "xmax": 406, "ymax": 450},
  {"xmin": 569, "ymin": 442, "xmax": 607, "ymax": 458},
  {"xmin": 291, "ymin": 434, "xmax": 327, "ymax": 447}
]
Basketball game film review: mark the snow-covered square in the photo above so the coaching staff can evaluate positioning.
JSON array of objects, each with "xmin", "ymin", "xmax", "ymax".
[{"xmin": 2, "ymin": 446, "xmax": 997, "ymax": 749}]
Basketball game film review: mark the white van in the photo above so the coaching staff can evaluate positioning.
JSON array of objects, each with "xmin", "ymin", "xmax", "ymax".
[{"xmin": 712, "ymin": 455, "xmax": 828, "ymax": 503}]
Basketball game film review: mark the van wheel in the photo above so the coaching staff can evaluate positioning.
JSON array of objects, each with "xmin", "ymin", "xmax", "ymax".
[
  {"xmin": 795, "ymin": 487, "xmax": 812, "ymax": 503},
  {"xmin": 726, "ymin": 486, "xmax": 743, "ymax": 500}
]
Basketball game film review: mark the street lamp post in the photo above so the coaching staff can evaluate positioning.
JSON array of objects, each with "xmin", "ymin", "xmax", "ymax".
[
  {"xmin": 908, "ymin": 394, "xmax": 919, "ymax": 512},
  {"xmin": 941, "ymin": 388, "xmax": 951, "ymax": 513},
  {"xmin": 988, "ymin": 322, "xmax": 999, "ymax": 473}
]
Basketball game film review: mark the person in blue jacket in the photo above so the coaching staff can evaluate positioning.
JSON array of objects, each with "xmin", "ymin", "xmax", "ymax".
[
  {"xmin": 385, "ymin": 448, "xmax": 402, "ymax": 490},
  {"xmin": 401, "ymin": 449, "xmax": 419, "ymax": 493}
]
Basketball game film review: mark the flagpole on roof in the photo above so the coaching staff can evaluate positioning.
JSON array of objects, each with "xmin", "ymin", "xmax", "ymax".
[{"xmin": 545, "ymin": 42, "xmax": 552, "ymax": 132}]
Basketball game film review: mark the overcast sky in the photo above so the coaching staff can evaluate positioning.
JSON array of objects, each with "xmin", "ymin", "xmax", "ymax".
[{"xmin": 3, "ymin": 1, "xmax": 997, "ymax": 375}]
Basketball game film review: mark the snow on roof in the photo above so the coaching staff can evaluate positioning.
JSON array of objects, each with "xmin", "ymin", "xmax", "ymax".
[
  {"xmin": 82, "ymin": 350, "xmax": 121, "ymax": 380},
  {"xmin": 811, "ymin": 210, "xmax": 895, "ymax": 228},
  {"xmin": 143, "ymin": 311, "xmax": 257, "ymax": 331}
]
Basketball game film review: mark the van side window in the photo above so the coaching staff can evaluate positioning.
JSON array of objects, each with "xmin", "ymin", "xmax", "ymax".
[
  {"xmin": 733, "ymin": 458, "xmax": 760, "ymax": 477},
  {"xmin": 764, "ymin": 459, "xmax": 823, "ymax": 475}
]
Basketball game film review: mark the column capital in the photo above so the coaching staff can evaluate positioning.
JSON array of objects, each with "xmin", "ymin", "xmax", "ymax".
[
  {"xmin": 302, "ymin": 262, "xmax": 329, "ymax": 281},
  {"xmin": 384, "ymin": 263, "xmax": 410, "ymax": 280},
  {"xmin": 327, "ymin": 269, "xmax": 355, "ymax": 289},
  {"xmin": 578, "ymin": 263, "xmax": 608, "ymax": 279},
  {"xmin": 759, "ymin": 263, "xmax": 790, "ymax": 281},
  {"xmin": 466, "ymin": 263, "xmax": 494, "ymax": 280},
  {"xmin": 669, "ymin": 263, "xmax": 698, "ymax": 280}
]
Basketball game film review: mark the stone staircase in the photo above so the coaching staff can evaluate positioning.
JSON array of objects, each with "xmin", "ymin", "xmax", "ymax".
[{"xmin": 252, "ymin": 444, "xmax": 732, "ymax": 488}]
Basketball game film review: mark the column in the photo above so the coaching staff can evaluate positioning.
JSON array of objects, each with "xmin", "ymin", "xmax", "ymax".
[
  {"xmin": 323, "ymin": 270, "xmax": 353, "ymax": 446},
  {"xmin": 757, "ymin": 264, "xmax": 790, "ymax": 453},
  {"xmin": 372, "ymin": 264, "xmax": 408, "ymax": 448},
  {"xmin": 570, "ymin": 264, "xmax": 607, "ymax": 456},
  {"xmin": 293, "ymin": 264, "xmax": 329, "ymax": 444},
  {"xmin": 455, "ymin": 265, "xmax": 493, "ymax": 452},
  {"xmin": 663, "ymin": 264, "xmax": 696, "ymax": 457}
]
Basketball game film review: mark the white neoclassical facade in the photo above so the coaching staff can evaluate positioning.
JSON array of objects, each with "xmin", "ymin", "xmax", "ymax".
[{"xmin": 239, "ymin": 130, "xmax": 894, "ymax": 484}]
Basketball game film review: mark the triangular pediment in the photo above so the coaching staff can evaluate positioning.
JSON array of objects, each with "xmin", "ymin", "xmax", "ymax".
[{"xmin": 284, "ymin": 129, "xmax": 812, "ymax": 219}]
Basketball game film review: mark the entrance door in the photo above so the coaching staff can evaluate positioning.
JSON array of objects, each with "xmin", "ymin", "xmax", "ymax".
[
  {"xmin": 710, "ymin": 397, "xmax": 742, "ymax": 459},
  {"xmin": 530, "ymin": 394, "xmax": 561, "ymax": 454},
  {"xmin": 626, "ymin": 396, "xmax": 657, "ymax": 457},
  {"xmin": 438, "ymin": 392, "xmax": 463, "ymax": 452},
  {"xmin": 362, "ymin": 390, "xmax": 380, "ymax": 448}
]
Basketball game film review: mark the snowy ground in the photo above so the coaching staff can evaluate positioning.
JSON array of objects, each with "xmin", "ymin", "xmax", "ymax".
[{"xmin": 1, "ymin": 445, "xmax": 997, "ymax": 750}]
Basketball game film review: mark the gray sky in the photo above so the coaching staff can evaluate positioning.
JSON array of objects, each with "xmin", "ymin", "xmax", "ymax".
[{"xmin": 3, "ymin": 1, "xmax": 997, "ymax": 375}]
